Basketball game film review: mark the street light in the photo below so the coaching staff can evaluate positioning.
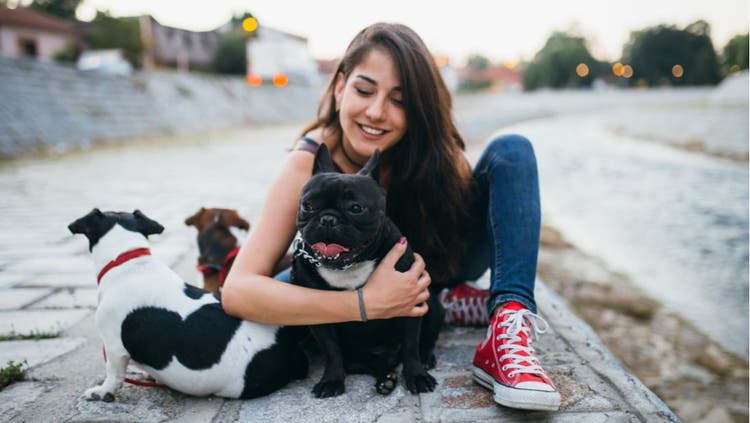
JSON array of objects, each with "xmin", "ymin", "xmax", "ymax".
[
  {"xmin": 242, "ymin": 17, "xmax": 258, "ymax": 33},
  {"xmin": 576, "ymin": 63, "xmax": 589, "ymax": 77}
]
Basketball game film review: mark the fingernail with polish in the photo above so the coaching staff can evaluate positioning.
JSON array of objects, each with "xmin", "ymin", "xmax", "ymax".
[{"xmin": 399, "ymin": 236, "xmax": 406, "ymax": 245}]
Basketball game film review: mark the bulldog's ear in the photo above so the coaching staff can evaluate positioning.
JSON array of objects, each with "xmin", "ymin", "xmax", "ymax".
[
  {"xmin": 133, "ymin": 209, "xmax": 165, "ymax": 236},
  {"xmin": 220, "ymin": 210, "xmax": 250, "ymax": 230},
  {"xmin": 358, "ymin": 149, "xmax": 380, "ymax": 182},
  {"xmin": 313, "ymin": 143, "xmax": 336, "ymax": 175},
  {"xmin": 185, "ymin": 207, "xmax": 205, "ymax": 228}
]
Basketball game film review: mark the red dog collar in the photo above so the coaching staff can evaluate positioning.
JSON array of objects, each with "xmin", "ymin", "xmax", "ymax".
[
  {"xmin": 218, "ymin": 246, "xmax": 240, "ymax": 288},
  {"xmin": 97, "ymin": 248, "xmax": 151, "ymax": 284}
]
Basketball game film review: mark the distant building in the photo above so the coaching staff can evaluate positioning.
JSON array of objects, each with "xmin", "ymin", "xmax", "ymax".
[
  {"xmin": 461, "ymin": 63, "xmax": 523, "ymax": 92},
  {"xmin": 139, "ymin": 15, "xmax": 221, "ymax": 71},
  {"xmin": 246, "ymin": 26, "xmax": 319, "ymax": 86},
  {"xmin": 0, "ymin": 7, "xmax": 79, "ymax": 61}
]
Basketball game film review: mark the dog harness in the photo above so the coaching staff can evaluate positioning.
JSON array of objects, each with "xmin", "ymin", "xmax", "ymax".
[
  {"xmin": 97, "ymin": 248, "xmax": 151, "ymax": 284},
  {"xmin": 196, "ymin": 246, "xmax": 240, "ymax": 288}
]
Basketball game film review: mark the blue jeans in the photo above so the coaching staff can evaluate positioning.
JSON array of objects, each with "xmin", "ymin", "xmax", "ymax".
[
  {"xmin": 275, "ymin": 134, "xmax": 541, "ymax": 314},
  {"xmin": 457, "ymin": 134, "xmax": 541, "ymax": 314}
]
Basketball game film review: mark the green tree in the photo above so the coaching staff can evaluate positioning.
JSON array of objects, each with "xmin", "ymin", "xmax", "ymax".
[
  {"xmin": 85, "ymin": 11, "xmax": 143, "ymax": 67},
  {"xmin": 211, "ymin": 12, "xmax": 257, "ymax": 74},
  {"xmin": 467, "ymin": 54, "xmax": 490, "ymax": 71},
  {"xmin": 723, "ymin": 33, "xmax": 749, "ymax": 72},
  {"xmin": 523, "ymin": 32, "xmax": 606, "ymax": 90},
  {"xmin": 621, "ymin": 20, "xmax": 721, "ymax": 86},
  {"xmin": 29, "ymin": 0, "xmax": 81, "ymax": 20},
  {"xmin": 212, "ymin": 30, "xmax": 247, "ymax": 74}
]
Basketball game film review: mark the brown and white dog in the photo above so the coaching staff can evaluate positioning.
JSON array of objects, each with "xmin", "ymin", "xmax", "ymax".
[
  {"xmin": 185, "ymin": 208, "xmax": 292, "ymax": 295},
  {"xmin": 185, "ymin": 208, "xmax": 250, "ymax": 295}
]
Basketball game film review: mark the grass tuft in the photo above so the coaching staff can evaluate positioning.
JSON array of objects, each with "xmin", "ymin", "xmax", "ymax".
[
  {"xmin": 0, "ymin": 360, "xmax": 27, "ymax": 391},
  {"xmin": 0, "ymin": 330, "xmax": 61, "ymax": 341}
]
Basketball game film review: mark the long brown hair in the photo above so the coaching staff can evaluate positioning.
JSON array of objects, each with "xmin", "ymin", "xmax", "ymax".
[{"xmin": 302, "ymin": 23, "xmax": 474, "ymax": 284}]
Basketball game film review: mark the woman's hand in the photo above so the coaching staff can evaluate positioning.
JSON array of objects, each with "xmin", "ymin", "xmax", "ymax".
[{"xmin": 362, "ymin": 239, "xmax": 432, "ymax": 319}]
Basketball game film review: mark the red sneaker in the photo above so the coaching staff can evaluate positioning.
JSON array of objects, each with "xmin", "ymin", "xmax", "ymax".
[
  {"xmin": 439, "ymin": 283, "xmax": 489, "ymax": 326},
  {"xmin": 472, "ymin": 302, "xmax": 561, "ymax": 411}
]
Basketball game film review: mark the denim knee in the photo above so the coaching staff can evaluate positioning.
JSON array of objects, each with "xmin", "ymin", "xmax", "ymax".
[{"xmin": 484, "ymin": 134, "xmax": 536, "ymax": 165}]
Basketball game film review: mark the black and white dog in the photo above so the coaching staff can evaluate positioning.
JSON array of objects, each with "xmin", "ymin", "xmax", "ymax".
[
  {"xmin": 68, "ymin": 209, "xmax": 307, "ymax": 401},
  {"xmin": 292, "ymin": 145, "xmax": 443, "ymax": 398}
]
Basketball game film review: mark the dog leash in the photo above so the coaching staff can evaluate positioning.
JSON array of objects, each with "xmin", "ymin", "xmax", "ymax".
[{"xmin": 101, "ymin": 347, "xmax": 166, "ymax": 388}]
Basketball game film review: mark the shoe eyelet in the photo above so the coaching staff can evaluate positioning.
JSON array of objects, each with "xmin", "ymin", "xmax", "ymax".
[{"xmin": 501, "ymin": 365, "xmax": 507, "ymax": 371}]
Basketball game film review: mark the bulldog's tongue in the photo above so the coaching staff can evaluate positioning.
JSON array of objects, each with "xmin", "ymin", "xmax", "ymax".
[{"xmin": 311, "ymin": 242, "xmax": 349, "ymax": 258}]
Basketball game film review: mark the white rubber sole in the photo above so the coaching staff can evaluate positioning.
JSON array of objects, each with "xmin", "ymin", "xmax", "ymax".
[{"xmin": 472, "ymin": 366, "xmax": 561, "ymax": 411}]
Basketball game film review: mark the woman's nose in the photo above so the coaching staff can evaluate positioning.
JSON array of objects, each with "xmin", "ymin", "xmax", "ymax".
[{"xmin": 365, "ymin": 98, "xmax": 387, "ymax": 121}]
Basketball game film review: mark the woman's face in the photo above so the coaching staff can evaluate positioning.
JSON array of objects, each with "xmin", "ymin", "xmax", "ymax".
[{"xmin": 334, "ymin": 48, "xmax": 407, "ymax": 163}]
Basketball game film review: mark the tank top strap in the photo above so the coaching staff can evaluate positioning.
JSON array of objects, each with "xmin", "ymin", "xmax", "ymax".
[
  {"xmin": 294, "ymin": 136, "xmax": 320, "ymax": 155},
  {"xmin": 293, "ymin": 136, "xmax": 343, "ymax": 173}
]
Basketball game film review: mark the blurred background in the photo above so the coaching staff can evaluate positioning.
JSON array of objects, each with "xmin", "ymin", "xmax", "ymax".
[{"xmin": 0, "ymin": 0, "xmax": 747, "ymax": 421}]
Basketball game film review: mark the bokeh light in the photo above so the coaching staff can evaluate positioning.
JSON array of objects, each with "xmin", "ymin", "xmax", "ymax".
[
  {"xmin": 672, "ymin": 64, "xmax": 684, "ymax": 78},
  {"xmin": 612, "ymin": 62, "xmax": 625, "ymax": 77},
  {"xmin": 434, "ymin": 55, "xmax": 449, "ymax": 68},
  {"xmin": 622, "ymin": 65, "xmax": 634, "ymax": 79},
  {"xmin": 272, "ymin": 73, "xmax": 288, "ymax": 87},
  {"xmin": 576, "ymin": 63, "xmax": 589, "ymax": 77},
  {"xmin": 246, "ymin": 73, "xmax": 262, "ymax": 87},
  {"xmin": 729, "ymin": 64, "xmax": 740, "ymax": 74},
  {"xmin": 504, "ymin": 61, "xmax": 518, "ymax": 69},
  {"xmin": 242, "ymin": 17, "xmax": 258, "ymax": 33}
]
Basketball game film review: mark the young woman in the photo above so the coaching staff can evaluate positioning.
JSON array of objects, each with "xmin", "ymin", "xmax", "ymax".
[{"xmin": 222, "ymin": 22, "xmax": 560, "ymax": 411}]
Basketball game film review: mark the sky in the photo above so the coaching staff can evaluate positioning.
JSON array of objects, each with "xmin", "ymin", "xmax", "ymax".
[{"xmin": 75, "ymin": 0, "xmax": 749, "ymax": 64}]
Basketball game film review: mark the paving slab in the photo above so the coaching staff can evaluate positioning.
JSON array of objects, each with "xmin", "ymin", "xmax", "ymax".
[
  {"xmin": 28, "ymin": 287, "xmax": 98, "ymax": 309},
  {"xmin": 0, "ymin": 309, "xmax": 91, "ymax": 336},
  {"xmin": 3, "ymin": 256, "xmax": 92, "ymax": 274},
  {"xmin": 0, "ymin": 381, "xmax": 55, "ymax": 420},
  {"xmin": 14, "ymin": 272, "xmax": 94, "ymax": 288},
  {"xmin": 0, "ymin": 272, "xmax": 28, "ymax": 288},
  {"xmin": 0, "ymin": 287, "xmax": 53, "ymax": 309},
  {"xmin": 0, "ymin": 337, "xmax": 86, "ymax": 368}
]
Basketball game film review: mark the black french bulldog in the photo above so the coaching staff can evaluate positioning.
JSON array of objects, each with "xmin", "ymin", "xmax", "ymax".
[{"xmin": 292, "ymin": 144, "xmax": 443, "ymax": 398}]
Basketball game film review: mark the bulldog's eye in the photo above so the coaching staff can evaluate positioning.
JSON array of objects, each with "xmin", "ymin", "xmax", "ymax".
[
  {"xmin": 301, "ymin": 202, "xmax": 314, "ymax": 212},
  {"xmin": 349, "ymin": 204, "xmax": 363, "ymax": 214}
]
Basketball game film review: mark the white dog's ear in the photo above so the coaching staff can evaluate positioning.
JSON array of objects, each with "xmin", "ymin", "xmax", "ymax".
[
  {"xmin": 358, "ymin": 149, "xmax": 380, "ymax": 182},
  {"xmin": 313, "ymin": 143, "xmax": 337, "ymax": 175},
  {"xmin": 132, "ymin": 209, "xmax": 165, "ymax": 236}
]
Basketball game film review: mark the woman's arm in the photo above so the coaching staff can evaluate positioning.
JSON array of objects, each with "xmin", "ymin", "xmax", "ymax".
[{"xmin": 221, "ymin": 150, "xmax": 431, "ymax": 325}]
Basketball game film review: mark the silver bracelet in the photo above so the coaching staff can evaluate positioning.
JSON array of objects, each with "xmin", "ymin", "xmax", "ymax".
[{"xmin": 357, "ymin": 287, "xmax": 368, "ymax": 322}]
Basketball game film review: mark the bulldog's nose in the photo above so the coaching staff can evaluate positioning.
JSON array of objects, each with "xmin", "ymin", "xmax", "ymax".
[{"xmin": 320, "ymin": 215, "xmax": 338, "ymax": 227}]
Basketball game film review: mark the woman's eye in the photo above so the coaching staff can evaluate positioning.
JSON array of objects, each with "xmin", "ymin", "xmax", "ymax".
[
  {"xmin": 391, "ymin": 98, "xmax": 403, "ymax": 106},
  {"xmin": 349, "ymin": 204, "xmax": 363, "ymax": 213},
  {"xmin": 302, "ymin": 202, "xmax": 314, "ymax": 212},
  {"xmin": 355, "ymin": 88, "xmax": 373, "ymax": 96}
]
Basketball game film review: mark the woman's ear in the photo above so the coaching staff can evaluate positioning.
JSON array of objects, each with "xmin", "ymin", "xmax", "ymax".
[{"xmin": 333, "ymin": 72, "xmax": 345, "ymax": 108}]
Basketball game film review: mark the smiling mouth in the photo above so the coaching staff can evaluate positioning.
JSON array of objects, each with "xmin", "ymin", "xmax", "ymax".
[{"xmin": 358, "ymin": 124, "xmax": 388, "ymax": 136}]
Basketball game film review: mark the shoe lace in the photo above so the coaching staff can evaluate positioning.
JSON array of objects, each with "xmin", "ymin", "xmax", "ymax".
[
  {"xmin": 496, "ymin": 309, "xmax": 549, "ymax": 378},
  {"xmin": 440, "ymin": 289, "xmax": 488, "ymax": 324}
]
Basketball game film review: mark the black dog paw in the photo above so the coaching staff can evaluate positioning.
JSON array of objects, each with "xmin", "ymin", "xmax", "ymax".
[
  {"xmin": 102, "ymin": 392, "xmax": 115, "ymax": 402},
  {"xmin": 312, "ymin": 379, "xmax": 345, "ymax": 398},
  {"xmin": 422, "ymin": 353, "xmax": 437, "ymax": 370},
  {"xmin": 375, "ymin": 372, "xmax": 398, "ymax": 395},
  {"xmin": 404, "ymin": 371, "xmax": 437, "ymax": 394}
]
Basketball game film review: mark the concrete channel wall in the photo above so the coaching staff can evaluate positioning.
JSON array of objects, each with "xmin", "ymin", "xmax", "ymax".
[{"xmin": 0, "ymin": 55, "xmax": 319, "ymax": 157}]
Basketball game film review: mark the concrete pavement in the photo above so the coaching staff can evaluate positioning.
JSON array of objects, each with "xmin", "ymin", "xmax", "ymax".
[{"xmin": 0, "ymin": 124, "xmax": 678, "ymax": 422}]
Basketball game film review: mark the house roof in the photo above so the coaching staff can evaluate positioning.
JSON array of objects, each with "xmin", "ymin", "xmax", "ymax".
[{"xmin": 0, "ymin": 6, "xmax": 77, "ymax": 34}]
